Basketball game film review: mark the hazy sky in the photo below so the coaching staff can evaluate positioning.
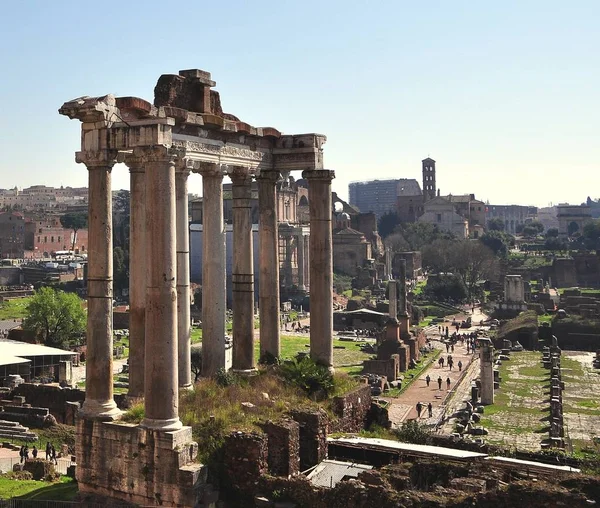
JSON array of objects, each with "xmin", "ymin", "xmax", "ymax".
[{"xmin": 1, "ymin": 1, "xmax": 598, "ymax": 207}]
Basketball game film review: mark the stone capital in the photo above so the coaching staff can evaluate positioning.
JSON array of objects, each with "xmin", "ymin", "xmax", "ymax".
[
  {"xmin": 228, "ymin": 165, "xmax": 254, "ymax": 186},
  {"xmin": 197, "ymin": 162, "xmax": 226, "ymax": 179},
  {"xmin": 255, "ymin": 169, "xmax": 281, "ymax": 184},
  {"xmin": 76, "ymin": 150, "xmax": 118, "ymax": 169},
  {"xmin": 120, "ymin": 153, "xmax": 146, "ymax": 173},
  {"xmin": 302, "ymin": 169, "xmax": 335, "ymax": 182},
  {"xmin": 132, "ymin": 145, "xmax": 176, "ymax": 165}
]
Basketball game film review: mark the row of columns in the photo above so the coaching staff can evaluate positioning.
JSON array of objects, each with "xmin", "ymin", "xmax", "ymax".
[{"xmin": 79, "ymin": 147, "xmax": 335, "ymax": 429}]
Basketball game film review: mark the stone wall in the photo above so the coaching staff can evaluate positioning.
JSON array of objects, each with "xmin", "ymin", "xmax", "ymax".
[
  {"xmin": 329, "ymin": 385, "xmax": 372, "ymax": 434},
  {"xmin": 290, "ymin": 409, "xmax": 328, "ymax": 471},
  {"xmin": 223, "ymin": 431, "xmax": 268, "ymax": 494},
  {"xmin": 261, "ymin": 419, "xmax": 300, "ymax": 477},
  {"xmin": 76, "ymin": 419, "xmax": 207, "ymax": 507},
  {"xmin": 12, "ymin": 384, "xmax": 84, "ymax": 424}
]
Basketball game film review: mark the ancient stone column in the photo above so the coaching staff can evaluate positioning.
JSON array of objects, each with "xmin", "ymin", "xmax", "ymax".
[
  {"xmin": 303, "ymin": 170, "xmax": 335, "ymax": 369},
  {"xmin": 125, "ymin": 154, "xmax": 146, "ymax": 400},
  {"xmin": 388, "ymin": 280, "xmax": 397, "ymax": 319},
  {"xmin": 141, "ymin": 147, "xmax": 181, "ymax": 431},
  {"xmin": 479, "ymin": 337, "xmax": 495, "ymax": 405},
  {"xmin": 176, "ymin": 165, "xmax": 192, "ymax": 389},
  {"xmin": 230, "ymin": 166, "xmax": 255, "ymax": 372},
  {"xmin": 297, "ymin": 233, "xmax": 305, "ymax": 290},
  {"xmin": 199, "ymin": 163, "xmax": 227, "ymax": 376},
  {"xmin": 257, "ymin": 170, "xmax": 281, "ymax": 361},
  {"xmin": 78, "ymin": 151, "xmax": 120, "ymax": 420},
  {"xmin": 398, "ymin": 258, "xmax": 410, "ymax": 337}
]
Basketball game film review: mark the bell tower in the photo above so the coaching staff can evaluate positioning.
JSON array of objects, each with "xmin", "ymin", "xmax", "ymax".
[{"xmin": 422, "ymin": 158, "xmax": 436, "ymax": 203}]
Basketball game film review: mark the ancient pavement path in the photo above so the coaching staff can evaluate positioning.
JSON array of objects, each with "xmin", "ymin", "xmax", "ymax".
[{"xmin": 383, "ymin": 306, "xmax": 489, "ymax": 428}]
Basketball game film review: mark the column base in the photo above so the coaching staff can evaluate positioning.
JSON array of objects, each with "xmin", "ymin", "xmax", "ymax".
[
  {"xmin": 140, "ymin": 416, "xmax": 183, "ymax": 431},
  {"xmin": 232, "ymin": 368, "xmax": 258, "ymax": 377},
  {"xmin": 79, "ymin": 399, "xmax": 121, "ymax": 421},
  {"xmin": 179, "ymin": 383, "xmax": 194, "ymax": 391}
]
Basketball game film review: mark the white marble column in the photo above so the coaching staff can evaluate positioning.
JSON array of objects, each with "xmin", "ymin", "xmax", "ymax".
[
  {"xmin": 176, "ymin": 165, "xmax": 192, "ymax": 389},
  {"xmin": 125, "ymin": 154, "xmax": 146, "ymax": 400},
  {"xmin": 140, "ymin": 146, "xmax": 181, "ymax": 431},
  {"xmin": 199, "ymin": 163, "xmax": 227, "ymax": 376},
  {"xmin": 256, "ymin": 170, "xmax": 281, "ymax": 361},
  {"xmin": 303, "ymin": 170, "xmax": 335, "ymax": 369},
  {"xmin": 230, "ymin": 166, "xmax": 255, "ymax": 372},
  {"xmin": 77, "ymin": 151, "xmax": 120, "ymax": 420}
]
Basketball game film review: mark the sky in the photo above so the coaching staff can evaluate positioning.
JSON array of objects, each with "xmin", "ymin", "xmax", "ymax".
[{"xmin": 0, "ymin": 1, "xmax": 598, "ymax": 207}]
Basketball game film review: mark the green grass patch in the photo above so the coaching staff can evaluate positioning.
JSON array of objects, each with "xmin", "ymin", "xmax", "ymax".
[
  {"xmin": 0, "ymin": 297, "xmax": 31, "ymax": 320},
  {"xmin": 0, "ymin": 476, "xmax": 76, "ymax": 500}
]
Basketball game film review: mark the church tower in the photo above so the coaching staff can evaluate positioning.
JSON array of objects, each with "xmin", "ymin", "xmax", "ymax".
[{"xmin": 422, "ymin": 158, "xmax": 436, "ymax": 203}]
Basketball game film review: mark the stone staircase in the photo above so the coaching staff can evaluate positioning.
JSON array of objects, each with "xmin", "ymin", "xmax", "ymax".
[{"xmin": 0, "ymin": 420, "xmax": 38, "ymax": 442}]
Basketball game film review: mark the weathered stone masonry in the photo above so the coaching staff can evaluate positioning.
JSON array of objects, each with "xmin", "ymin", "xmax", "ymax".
[{"xmin": 59, "ymin": 69, "xmax": 333, "ymax": 506}]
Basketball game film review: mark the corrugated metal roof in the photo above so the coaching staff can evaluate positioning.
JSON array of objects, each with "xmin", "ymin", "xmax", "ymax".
[
  {"xmin": 0, "ymin": 339, "xmax": 76, "ymax": 358},
  {"xmin": 328, "ymin": 437, "xmax": 487, "ymax": 460},
  {"xmin": 307, "ymin": 459, "xmax": 372, "ymax": 488},
  {"xmin": 0, "ymin": 356, "xmax": 31, "ymax": 367}
]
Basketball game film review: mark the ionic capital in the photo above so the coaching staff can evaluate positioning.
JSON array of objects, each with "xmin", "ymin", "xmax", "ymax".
[
  {"xmin": 197, "ymin": 162, "xmax": 227, "ymax": 179},
  {"xmin": 255, "ymin": 169, "xmax": 281, "ymax": 184},
  {"xmin": 76, "ymin": 150, "xmax": 118, "ymax": 170},
  {"xmin": 228, "ymin": 165, "xmax": 254, "ymax": 186},
  {"xmin": 302, "ymin": 169, "xmax": 335, "ymax": 182},
  {"xmin": 131, "ymin": 145, "xmax": 176, "ymax": 166}
]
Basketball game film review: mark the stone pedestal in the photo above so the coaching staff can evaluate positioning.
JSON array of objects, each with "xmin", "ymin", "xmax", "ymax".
[
  {"xmin": 76, "ymin": 419, "xmax": 207, "ymax": 507},
  {"xmin": 479, "ymin": 338, "xmax": 494, "ymax": 405},
  {"xmin": 78, "ymin": 154, "xmax": 120, "ymax": 420},
  {"xmin": 257, "ymin": 170, "xmax": 281, "ymax": 361},
  {"xmin": 303, "ymin": 170, "xmax": 335, "ymax": 369},
  {"xmin": 176, "ymin": 166, "xmax": 192, "ymax": 389},
  {"xmin": 125, "ymin": 155, "xmax": 146, "ymax": 399},
  {"xmin": 199, "ymin": 163, "xmax": 227, "ymax": 376},
  {"xmin": 230, "ymin": 167, "xmax": 255, "ymax": 372},
  {"xmin": 141, "ymin": 147, "xmax": 181, "ymax": 431}
]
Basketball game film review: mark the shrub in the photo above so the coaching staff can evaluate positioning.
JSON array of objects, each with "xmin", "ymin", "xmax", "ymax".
[
  {"xmin": 215, "ymin": 368, "xmax": 238, "ymax": 387},
  {"xmin": 395, "ymin": 420, "xmax": 433, "ymax": 445},
  {"xmin": 279, "ymin": 357, "xmax": 334, "ymax": 399},
  {"xmin": 121, "ymin": 402, "xmax": 145, "ymax": 423},
  {"xmin": 3, "ymin": 470, "xmax": 34, "ymax": 480}
]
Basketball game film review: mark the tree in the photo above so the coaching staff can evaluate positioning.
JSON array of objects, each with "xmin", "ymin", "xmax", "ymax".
[
  {"xmin": 113, "ymin": 246, "xmax": 129, "ymax": 295},
  {"xmin": 522, "ymin": 220, "xmax": 544, "ymax": 238},
  {"xmin": 544, "ymin": 236, "xmax": 567, "ymax": 251},
  {"xmin": 480, "ymin": 230, "xmax": 511, "ymax": 258},
  {"xmin": 378, "ymin": 211, "xmax": 401, "ymax": 239},
  {"xmin": 60, "ymin": 212, "xmax": 88, "ymax": 251},
  {"xmin": 112, "ymin": 190, "xmax": 130, "ymax": 249},
  {"xmin": 191, "ymin": 347, "xmax": 202, "ymax": 382},
  {"xmin": 451, "ymin": 241, "xmax": 498, "ymax": 301},
  {"xmin": 424, "ymin": 274, "xmax": 468, "ymax": 303},
  {"xmin": 545, "ymin": 228, "xmax": 559, "ymax": 238},
  {"xmin": 487, "ymin": 218, "xmax": 505, "ymax": 231},
  {"xmin": 22, "ymin": 287, "xmax": 86, "ymax": 348},
  {"xmin": 421, "ymin": 239, "xmax": 457, "ymax": 274},
  {"xmin": 581, "ymin": 219, "xmax": 600, "ymax": 251}
]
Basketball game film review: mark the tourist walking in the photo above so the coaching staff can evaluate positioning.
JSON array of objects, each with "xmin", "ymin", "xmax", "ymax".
[
  {"xmin": 32, "ymin": 446, "xmax": 38, "ymax": 459},
  {"xmin": 437, "ymin": 376, "xmax": 442, "ymax": 390},
  {"xmin": 446, "ymin": 377, "xmax": 451, "ymax": 390},
  {"xmin": 51, "ymin": 445, "xmax": 57, "ymax": 465},
  {"xmin": 19, "ymin": 446, "xmax": 24, "ymax": 464},
  {"xmin": 428, "ymin": 402, "xmax": 433, "ymax": 418},
  {"xmin": 45, "ymin": 442, "xmax": 51, "ymax": 460},
  {"xmin": 425, "ymin": 374, "xmax": 431, "ymax": 387},
  {"xmin": 416, "ymin": 402, "xmax": 423, "ymax": 418},
  {"xmin": 458, "ymin": 360, "xmax": 463, "ymax": 372}
]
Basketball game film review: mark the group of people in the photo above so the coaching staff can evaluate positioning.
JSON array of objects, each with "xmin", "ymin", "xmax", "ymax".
[
  {"xmin": 425, "ymin": 374, "xmax": 451, "ymax": 391},
  {"xmin": 437, "ymin": 355, "xmax": 463, "ymax": 372},
  {"xmin": 416, "ymin": 401, "xmax": 433, "ymax": 419},
  {"xmin": 18, "ymin": 442, "xmax": 57, "ymax": 464}
]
